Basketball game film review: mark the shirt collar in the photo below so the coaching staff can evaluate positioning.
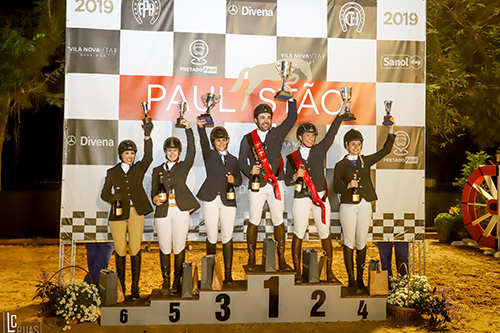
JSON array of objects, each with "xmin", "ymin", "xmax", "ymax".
[{"xmin": 347, "ymin": 154, "xmax": 358, "ymax": 161}]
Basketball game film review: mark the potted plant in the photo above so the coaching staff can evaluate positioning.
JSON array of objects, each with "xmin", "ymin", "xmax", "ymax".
[
  {"xmin": 34, "ymin": 268, "xmax": 101, "ymax": 330},
  {"xmin": 387, "ymin": 274, "xmax": 456, "ymax": 328},
  {"xmin": 434, "ymin": 205, "xmax": 468, "ymax": 244}
]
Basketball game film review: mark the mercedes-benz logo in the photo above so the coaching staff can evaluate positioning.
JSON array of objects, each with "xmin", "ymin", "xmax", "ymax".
[
  {"xmin": 66, "ymin": 135, "xmax": 77, "ymax": 146},
  {"xmin": 228, "ymin": 4, "xmax": 238, "ymax": 15}
]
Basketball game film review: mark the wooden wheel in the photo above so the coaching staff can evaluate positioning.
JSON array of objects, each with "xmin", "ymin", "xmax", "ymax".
[{"xmin": 461, "ymin": 165, "xmax": 498, "ymax": 249}]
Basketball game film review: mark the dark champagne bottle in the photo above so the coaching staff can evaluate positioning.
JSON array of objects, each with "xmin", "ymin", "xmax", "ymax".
[
  {"xmin": 251, "ymin": 163, "xmax": 260, "ymax": 192},
  {"xmin": 226, "ymin": 172, "xmax": 236, "ymax": 201},
  {"xmin": 352, "ymin": 173, "xmax": 360, "ymax": 204},
  {"xmin": 113, "ymin": 187, "xmax": 123, "ymax": 218},
  {"xmin": 295, "ymin": 175, "xmax": 304, "ymax": 194},
  {"xmin": 158, "ymin": 172, "xmax": 167, "ymax": 203},
  {"xmin": 251, "ymin": 174, "xmax": 260, "ymax": 192}
]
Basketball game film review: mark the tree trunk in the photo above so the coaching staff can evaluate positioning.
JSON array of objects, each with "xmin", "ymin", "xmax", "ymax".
[{"xmin": 0, "ymin": 101, "xmax": 10, "ymax": 191}]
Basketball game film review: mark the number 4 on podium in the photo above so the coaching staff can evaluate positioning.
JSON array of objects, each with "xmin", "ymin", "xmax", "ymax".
[{"xmin": 357, "ymin": 300, "xmax": 368, "ymax": 319}]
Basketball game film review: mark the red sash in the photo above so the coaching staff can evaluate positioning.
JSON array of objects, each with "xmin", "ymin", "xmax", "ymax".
[
  {"xmin": 250, "ymin": 129, "xmax": 283, "ymax": 200},
  {"xmin": 291, "ymin": 151, "xmax": 327, "ymax": 224}
]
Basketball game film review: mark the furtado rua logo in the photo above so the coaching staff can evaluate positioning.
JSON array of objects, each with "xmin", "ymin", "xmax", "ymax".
[
  {"xmin": 189, "ymin": 39, "xmax": 209, "ymax": 65},
  {"xmin": 132, "ymin": 0, "xmax": 161, "ymax": 25},
  {"xmin": 2, "ymin": 312, "xmax": 42, "ymax": 333},
  {"xmin": 339, "ymin": 2, "xmax": 365, "ymax": 33},
  {"xmin": 394, "ymin": 130, "xmax": 410, "ymax": 156}
]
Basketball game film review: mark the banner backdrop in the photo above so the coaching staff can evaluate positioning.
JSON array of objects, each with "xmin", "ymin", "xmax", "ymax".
[{"xmin": 62, "ymin": 0, "xmax": 426, "ymax": 243}]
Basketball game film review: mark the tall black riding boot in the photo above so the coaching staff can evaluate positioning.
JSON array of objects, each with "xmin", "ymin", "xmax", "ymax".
[
  {"xmin": 159, "ymin": 251, "xmax": 171, "ymax": 296},
  {"xmin": 222, "ymin": 239, "xmax": 233, "ymax": 285},
  {"xmin": 115, "ymin": 253, "xmax": 126, "ymax": 294},
  {"xmin": 291, "ymin": 234, "xmax": 303, "ymax": 281},
  {"xmin": 246, "ymin": 223, "xmax": 258, "ymax": 271},
  {"xmin": 343, "ymin": 245, "xmax": 357, "ymax": 292},
  {"xmin": 130, "ymin": 250, "xmax": 142, "ymax": 300},
  {"xmin": 206, "ymin": 239, "xmax": 217, "ymax": 255},
  {"xmin": 321, "ymin": 236, "xmax": 338, "ymax": 282},
  {"xmin": 274, "ymin": 223, "xmax": 292, "ymax": 272},
  {"xmin": 171, "ymin": 249, "xmax": 185, "ymax": 295},
  {"xmin": 356, "ymin": 247, "xmax": 367, "ymax": 293}
]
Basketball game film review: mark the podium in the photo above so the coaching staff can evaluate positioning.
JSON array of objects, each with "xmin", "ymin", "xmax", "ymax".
[{"xmin": 100, "ymin": 266, "xmax": 386, "ymax": 325}]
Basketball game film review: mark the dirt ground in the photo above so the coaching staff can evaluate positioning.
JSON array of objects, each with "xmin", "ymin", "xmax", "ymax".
[{"xmin": 1, "ymin": 239, "xmax": 499, "ymax": 332}]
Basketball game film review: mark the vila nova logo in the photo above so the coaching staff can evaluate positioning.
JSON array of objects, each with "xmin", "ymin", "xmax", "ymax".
[
  {"xmin": 227, "ymin": 4, "xmax": 274, "ymax": 16},
  {"xmin": 132, "ymin": 0, "xmax": 161, "ymax": 25},
  {"xmin": 66, "ymin": 46, "xmax": 118, "ymax": 57}
]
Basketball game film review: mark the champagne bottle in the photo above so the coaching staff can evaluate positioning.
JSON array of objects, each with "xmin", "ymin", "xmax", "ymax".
[
  {"xmin": 226, "ymin": 172, "xmax": 236, "ymax": 201},
  {"xmin": 158, "ymin": 172, "xmax": 167, "ymax": 203},
  {"xmin": 251, "ymin": 173, "xmax": 260, "ymax": 192},
  {"xmin": 352, "ymin": 173, "xmax": 360, "ymax": 204},
  {"xmin": 294, "ymin": 166, "xmax": 304, "ymax": 194},
  {"xmin": 113, "ymin": 187, "xmax": 123, "ymax": 218},
  {"xmin": 251, "ymin": 163, "xmax": 261, "ymax": 192}
]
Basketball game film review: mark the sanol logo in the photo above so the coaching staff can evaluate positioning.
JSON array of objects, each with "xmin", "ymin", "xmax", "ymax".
[{"xmin": 381, "ymin": 54, "xmax": 423, "ymax": 70}]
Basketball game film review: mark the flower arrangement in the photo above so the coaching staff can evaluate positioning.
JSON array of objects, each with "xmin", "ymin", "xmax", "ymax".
[
  {"xmin": 54, "ymin": 280, "xmax": 101, "ymax": 330},
  {"xmin": 388, "ymin": 274, "xmax": 465, "ymax": 328},
  {"xmin": 34, "ymin": 270, "xmax": 101, "ymax": 330}
]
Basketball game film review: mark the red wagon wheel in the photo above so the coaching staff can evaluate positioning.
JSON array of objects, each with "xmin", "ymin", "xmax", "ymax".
[{"xmin": 461, "ymin": 165, "xmax": 498, "ymax": 249}]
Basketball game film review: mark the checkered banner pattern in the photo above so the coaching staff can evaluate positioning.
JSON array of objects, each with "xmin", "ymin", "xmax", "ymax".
[{"xmin": 62, "ymin": 0, "xmax": 426, "ymax": 243}]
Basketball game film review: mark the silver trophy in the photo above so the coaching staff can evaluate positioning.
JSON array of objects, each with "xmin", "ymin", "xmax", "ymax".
[
  {"xmin": 383, "ymin": 100, "xmax": 394, "ymax": 126},
  {"xmin": 176, "ymin": 101, "xmax": 187, "ymax": 128},
  {"xmin": 140, "ymin": 101, "xmax": 152, "ymax": 124},
  {"xmin": 274, "ymin": 60, "xmax": 297, "ymax": 100},
  {"xmin": 199, "ymin": 93, "xmax": 220, "ymax": 127},
  {"xmin": 339, "ymin": 86, "xmax": 356, "ymax": 121}
]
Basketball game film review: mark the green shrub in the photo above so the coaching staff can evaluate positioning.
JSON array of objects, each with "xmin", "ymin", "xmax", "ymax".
[
  {"xmin": 456, "ymin": 151, "xmax": 490, "ymax": 189},
  {"xmin": 434, "ymin": 206, "xmax": 468, "ymax": 243}
]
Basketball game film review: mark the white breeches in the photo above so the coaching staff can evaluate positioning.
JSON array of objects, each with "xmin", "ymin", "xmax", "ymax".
[
  {"xmin": 203, "ymin": 195, "xmax": 236, "ymax": 244},
  {"xmin": 248, "ymin": 181, "xmax": 285, "ymax": 227},
  {"xmin": 339, "ymin": 198, "xmax": 372, "ymax": 250},
  {"xmin": 155, "ymin": 206, "xmax": 190, "ymax": 255},
  {"xmin": 292, "ymin": 191, "xmax": 331, "ymax": 239}
]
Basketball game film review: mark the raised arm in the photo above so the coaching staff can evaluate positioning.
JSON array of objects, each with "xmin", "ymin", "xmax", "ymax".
[
  {"xmin": 364, "ymin": 121, "xmax": 396, "ymax": 166},
  {"xmin": 184, "ymin": 124, "xmax": 196, "ymax": 168},
  {"xmin": 196, "ymin": 119, "xmax": 211, "ymax": 161},
  {"xmin": 275, "ymin": 99, "xmax": 298, "ymax": 141},
  {"xmin": 141, "ymin": 121, "xmax": 154, "ymax": 169},
  {"xmin": 316, "ymin": 116, "xmax": 342, "ymax": 152}
]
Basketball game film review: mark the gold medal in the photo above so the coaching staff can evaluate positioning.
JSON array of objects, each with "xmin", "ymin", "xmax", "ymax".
[{"xmin": 169, "ymin": 193, "xmax": 176, "ymax": 200}]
